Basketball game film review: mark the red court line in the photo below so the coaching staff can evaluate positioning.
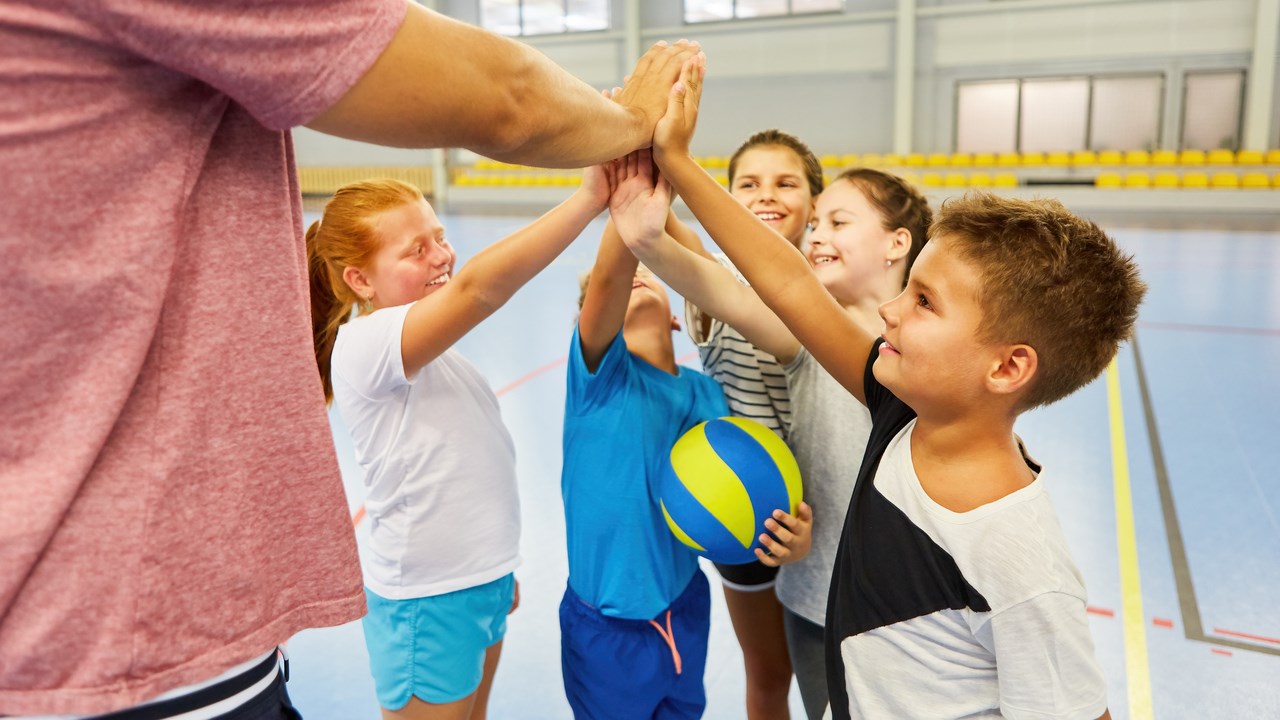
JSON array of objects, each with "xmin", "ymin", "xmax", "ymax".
[
  {"xmin": 1211, "ymin": 648, "xmax": 1233, "ymax": 657},
  {"xmin": 1140, "ymin": 321, "xmax": 1280, "ymax": 337},
  {"xmin": 1153, "ymin": 618, "xmax": 1174, "ymax": 629},
  {"xmin": 1212, "ymin": 627, "xmax": 1280, "ymax": 645},
  {"xmin": 1086, "ymin": 606, "xmax": 1115, "ymax": 618},
  {"xmin": 494, "ymin": 356, "xmax": 569, "ymax": 397}
]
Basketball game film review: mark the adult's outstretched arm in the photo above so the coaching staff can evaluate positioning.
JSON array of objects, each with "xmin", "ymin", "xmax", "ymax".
[{"xmin": 307, "ymin": 2, "xmax": 699, "ymax": 168}]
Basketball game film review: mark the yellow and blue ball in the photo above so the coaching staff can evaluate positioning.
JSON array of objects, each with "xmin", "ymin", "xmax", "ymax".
[{"xmin": 658, "ymin": 417, "xmax": 803, "ymax": 565}]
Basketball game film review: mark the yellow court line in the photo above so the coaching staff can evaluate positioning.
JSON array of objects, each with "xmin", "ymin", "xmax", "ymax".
[{"xmin": 1106, "ymin": 359, "xmax": 1154, "ymax": 719}]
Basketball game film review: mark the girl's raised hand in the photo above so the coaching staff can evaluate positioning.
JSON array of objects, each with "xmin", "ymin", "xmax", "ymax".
[
  {"xmin": 607, "ymin": 148, "xmax": 672, "ymax": 253},
  {"xmin": 652, "ymin": 52, "xmax": 706, "ymax": 166}
]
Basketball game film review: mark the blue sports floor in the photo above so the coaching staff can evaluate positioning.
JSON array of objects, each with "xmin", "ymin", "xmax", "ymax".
[{"xmin": 287, "ymin": 207, "xmax": 1280, "ymax": 719}]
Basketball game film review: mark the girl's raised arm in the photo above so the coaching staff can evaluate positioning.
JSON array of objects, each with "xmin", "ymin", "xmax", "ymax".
[
  {"xmin": 401, "ymin": 163, "xmax": 612, "ymax": 377},
  {"xmin": 652, "ymin": 56, "xmax": 874, "ymax": 405}
]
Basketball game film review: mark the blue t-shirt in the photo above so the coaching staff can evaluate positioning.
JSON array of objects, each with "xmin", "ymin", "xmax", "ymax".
[{"xmin": 561, "ymin": 328, "xmax": 729, "ymax": 620}]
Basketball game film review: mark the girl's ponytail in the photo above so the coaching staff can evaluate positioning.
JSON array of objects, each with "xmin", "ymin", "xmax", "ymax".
[{"xmin": 305, "ymin": 179, "xmax": 424, "ymax": 404}]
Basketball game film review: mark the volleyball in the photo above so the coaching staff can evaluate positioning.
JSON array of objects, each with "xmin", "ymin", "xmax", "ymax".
[{"xmin": 658, "ymin": 417, "xmax": 803, "ymax": 565}]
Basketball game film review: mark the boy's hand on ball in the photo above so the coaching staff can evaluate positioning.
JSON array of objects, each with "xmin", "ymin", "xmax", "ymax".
[{"xmin": 755, "ymin": 502, "xmax": 812, "ymax": 567}]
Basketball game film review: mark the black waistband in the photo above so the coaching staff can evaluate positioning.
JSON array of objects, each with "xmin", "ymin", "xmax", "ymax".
[{"xmin": 90, "ymin": 651, "xmax": 280, "ymax": 720}]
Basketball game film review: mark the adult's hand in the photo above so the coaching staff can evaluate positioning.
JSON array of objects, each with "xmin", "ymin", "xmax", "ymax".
[{"xmin": 613, "ymin": 40, "xmax": 702, "ymax": 148}]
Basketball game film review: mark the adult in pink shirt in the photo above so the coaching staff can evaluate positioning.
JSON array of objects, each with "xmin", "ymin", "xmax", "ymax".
[{"xmin": 0, "ymin": 1, "xmax": 699, "ymax": 717}]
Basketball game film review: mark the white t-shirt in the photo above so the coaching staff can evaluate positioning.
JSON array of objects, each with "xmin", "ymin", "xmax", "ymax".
[
  {"xmin": 836, "ymin": 421, "xmax": 1108, "ymax": 719},
  {"xmin": 331, "ymin": 303, "xmax": 521, "ymax": 599}
]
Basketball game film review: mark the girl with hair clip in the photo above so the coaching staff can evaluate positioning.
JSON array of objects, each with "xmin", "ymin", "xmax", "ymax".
[
  {"xmin": 661, "ymin": 128, "xmax": 824, "ymax": 720},
  {"xmin": 618, "ymin": 159, "xmax": 932, "ymax": 718},
  {"xmin": 307, "ymin": 170, "xmax": 611, "ymax": 720}
]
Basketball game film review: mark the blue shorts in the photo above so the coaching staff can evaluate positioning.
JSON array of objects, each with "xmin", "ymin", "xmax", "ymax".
[
  {"xmin": 361, "ymin": 574, "xmax": 514, "ymax": 710},
  {"xmin": 559, "ymin": 571, "xmax": 710, "ymax": 720}
]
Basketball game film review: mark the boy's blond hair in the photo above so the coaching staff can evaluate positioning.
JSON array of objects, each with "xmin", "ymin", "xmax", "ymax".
[{"xmin": 931, "ymin": 192, "xmax": 1146, "ymax": 409}]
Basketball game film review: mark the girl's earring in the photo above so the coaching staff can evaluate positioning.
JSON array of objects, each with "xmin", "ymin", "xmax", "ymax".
[{"xmin": 885, "ymin": 259, "xmax": 893, "ymax": 268}]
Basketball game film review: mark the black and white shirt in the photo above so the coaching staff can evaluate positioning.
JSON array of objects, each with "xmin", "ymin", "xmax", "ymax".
[{"xmin": 824, "ymin": 341, "xmax": 1108, "ymax": 719}]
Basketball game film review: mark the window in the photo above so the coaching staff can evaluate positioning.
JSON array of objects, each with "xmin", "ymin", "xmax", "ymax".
[
  {"xmin": 1181, "ymin": 71, "xmax": 1244, "ymax": 151},
  {"xmin": 683, "ymin": 0, "xmax": 842, "ymax": 24},
  {"xmin": 955, "ymin": 74, "xmax": 1164, "ymax": 153},
  {"xmin": 480, "ymin": 0, "xmax": 608, "ymax": 36}
]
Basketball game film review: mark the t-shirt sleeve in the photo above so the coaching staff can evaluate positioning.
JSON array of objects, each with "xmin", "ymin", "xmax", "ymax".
[
  {"xmin": 566, "ymin": 326, "xmax": 629, "ymax": 414},
  {"xmin": 89, "ymin": 0, "xmax": 406, "ymax": 130},
  {"xmin": 332, "ymin": 304, "xmax": 413, "ymax": 399},
  {"xmin": 981, "ymin": 593, "xmax": 1110, "ymax": 720}
]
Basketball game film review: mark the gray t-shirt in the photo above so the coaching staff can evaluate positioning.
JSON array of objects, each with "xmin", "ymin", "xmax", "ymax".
[{"xmin": 775, "ymin": 348, "xmax": 872, "ymax": 625}]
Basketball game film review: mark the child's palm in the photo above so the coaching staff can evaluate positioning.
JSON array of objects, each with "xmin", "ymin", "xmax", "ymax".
[{"xmin": 609, "ymin": 156, "xmax": 668, "ymax": 245}]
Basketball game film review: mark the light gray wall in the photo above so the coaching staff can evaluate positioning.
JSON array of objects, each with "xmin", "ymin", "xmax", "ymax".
[{"xmin": 295, "ymin": 0, "xmax": 1276, "ymax": 166}]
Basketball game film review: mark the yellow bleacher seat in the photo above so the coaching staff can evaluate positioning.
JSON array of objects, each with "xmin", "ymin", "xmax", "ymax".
[
  {"xmin": 927, "ymin": 153, "xmax": 950, "ymax": 168},
  {"xmin": 1240, "ymin": 172, "xmax": 1269, "ymax": 189},
  {"xmin": 1179, "ymin": 149, "xmax": 1207, "ymax": 165},
  {"xmin": 1124, "ymin": 150, "xmax": 1151, "ymax": 165},
  {"xmin": 921, "ymin": 173, "xmax": 943, "ymax": 188},
  {"xmin": 1020, "ymin": 151, "xmax": 1045, "ymax": 166},
  {"xmin": 1046, "ymin": 151, "xmax": 1071, "ymax": 167},
  {"xmin": 1207, "ymin": 149, "xmax": 1235, "ymax": 165},
  {"xmin": 1097, "ymin": 150, "xmax": 1123, "ymax": 165},
  {"xmin": 993, "ymin": 173, "xmax": 1019, "ymax": 188},
  {"xmin": 968, "ymin": 172, "xmax": 992, "ymax": 188},
  {"xmin": 904, "ymin": 153, "xmax": 926, "ymax": 167},
  {"xmin": 1181, "ymin": 171, "xmax": 1209, "ymax": 189},
  {"xmin": 1095, "ymin": 172, "xmax": 1123, "ymax": 189},
  {"xmin": 820, "ymin": 154, "xmax": 842, "ymax": 168},
  {"xmin": 714, "ymin": 174, "xmax": 729, "ymax": 187},
  {"xmin": 841, "ymin": 154, "xmax": 860, "ymax": 167},
  {"xmin": 1210, "ymin": 172, "xmax": 1239, "ymax": 189},
  {"xmin": 972, "ymin": 153, "xmax": 996, "ymax": 167},
  {"xmin": 950, "ymin": 153, "xmax": 972, "ymax": 167},
  {"xmin": 1152, "ymin": 150, "xmax": 1178, "ymax": 165},
  {"xmin": 900, "ymin": 172, "xmax": 921, "ymax": 186},
  {"xmin": 1071, "ymin": 150, "xmax": 1097, "ymax": 166},
  {"xmin": 859, "ymin": 153, "xmax": 883, "ymax": 167},
  {"xmin": 996, "ymin": 152, "xmax": 1020, "ymax": 167},
  {"xmin": 453, "ymin": 174, "xmax": 474, "ymax": 186},
  {"xmin": 1266, "ymin": 149, "xmax": 1280, "ymax": 165},
  {"xmin": 703, "ymin": 156, "xmax": 728, "ymax": 169},
  {"xmin": 944, "ymin": 173, "xmax": 967, "ymax": 188},
  {"xmin": 1124, "ymin": 172, "xmax": 1151, "ymax": 189},
  {"xmin": 1273, "ymin": 173, "xmax": 1280, "ymax": 188},
  {"xmin": 1153, "ymin": 172, "xmax": 1180, "ymax": 189},
  {"xmin": 883, "ymin": 153, "xmax": 904, "ymax": 166},
  {"xmin": 1236, "ymin": 150, "xmax": 1264, "ymax": 166}
]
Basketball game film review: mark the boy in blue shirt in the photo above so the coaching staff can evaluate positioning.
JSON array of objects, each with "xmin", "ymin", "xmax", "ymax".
[{"xmin": 559, "ymin": 149, "xmax": 811, "ymax": 719}]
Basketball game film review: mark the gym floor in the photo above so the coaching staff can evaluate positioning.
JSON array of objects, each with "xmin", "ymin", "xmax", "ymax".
[{"xmin": 286, "ymin": 207, "xmax": 1280, "ymax": 719}]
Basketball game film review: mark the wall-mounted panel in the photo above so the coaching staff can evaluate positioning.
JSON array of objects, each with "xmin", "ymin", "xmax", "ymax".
[
  {"xmin": 693, "ymin": 22, "xmax": 891, "ymax": 77},
  {"xmin": 934, "ymin": 0, "xmax": 1254, "ymax": 67},
  {"xmin": 523, "ymin": 38, "xmax": 622, "ymax": 86}
]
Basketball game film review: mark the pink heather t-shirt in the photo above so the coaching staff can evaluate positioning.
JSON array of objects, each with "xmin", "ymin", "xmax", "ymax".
[{"xmin": 0, "ymin": 0, "xmax": 405, "ymax": 714}]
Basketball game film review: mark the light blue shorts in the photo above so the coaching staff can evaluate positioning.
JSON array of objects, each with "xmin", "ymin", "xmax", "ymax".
[{"xmin": 361, "ymin": 574, "xmax": 515, "ymax": 710}]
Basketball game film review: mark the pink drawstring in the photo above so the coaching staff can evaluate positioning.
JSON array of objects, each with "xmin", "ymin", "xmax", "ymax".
[{"xmin": 649, "ymin": 610, "xmax": 683, "ymax": 675}]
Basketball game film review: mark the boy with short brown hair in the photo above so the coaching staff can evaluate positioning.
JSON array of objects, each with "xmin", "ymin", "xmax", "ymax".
[{"xmin": 640, "ymin": 56, "xmax": 1143, "ymax": 719}]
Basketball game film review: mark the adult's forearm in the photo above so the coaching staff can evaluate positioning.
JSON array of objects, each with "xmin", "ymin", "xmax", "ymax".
[{"xmin": 307, "ymin": 3, "xmax": 647, "ymax": 168}]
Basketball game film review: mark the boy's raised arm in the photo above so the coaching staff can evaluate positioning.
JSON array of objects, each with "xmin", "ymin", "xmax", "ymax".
[
  {"xmin": 577, "ymin": 217, "xmax": 637, "ymax": 374},
  {"xmin": 651, "ymin": 56, "xmax": 874, "ymax": 405}
]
